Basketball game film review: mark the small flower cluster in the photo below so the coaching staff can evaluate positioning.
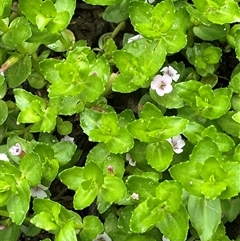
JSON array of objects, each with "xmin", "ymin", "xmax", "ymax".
[{"xmin": 151, "ymin": 66, "xmax": 180, "ymax": 96}]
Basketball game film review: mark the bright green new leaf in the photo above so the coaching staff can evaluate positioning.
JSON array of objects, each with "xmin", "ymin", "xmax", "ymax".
[
  {"xmin": 146, "ymin": 141, "xmax": 173, "ymax": 172},
  {"xmin": 2, "ymin": 17, "xmax": 32, "ymax": 48},
  {"xmin": 7, "ymin": 179, "xmax": 31, "ymax": 225},
  {"xmin": 74, "ymin": 179, "xmax": 99, "ymax": 210},
  {"xmin": 155, "ymin": 181, "xmax": 182, "ymax": 213},
  {"xmin": 190, "ymin": 137, "xmax": 222, "ymax": 164},
  {"xmin": 170, "ymin": 161, "xmax": 204, "ymax": 197},
  {"xmin": 126, "ymin": 175, "xmax": 158, "ymax": 201},
  {"xmin": 130, "ymin": 197, "xmax": 165, "ymax": 233},
  {"xmin": 52, "ymin": 141, "xmax": 77, "ymax": 166},
  {"xmin": 157, "ymin": 204, "xmax": 189, "ymax": 241},
  {"xmin": 80, "ymin": 216, "xmax": 104, "ymax": 241},
  {"xmin": 0, "ymin": 100, "xmax": 8, "ymax": 125},
  {"xmin": 99, "ymin": 176, "xmax": 127, "ymax": 203},
  {"xmin": 188, "ymin": 195, "xmax": 221, "ymax": 241},
  {"xmin": 19, "ymin": 153, "xmax": 42, "ymax": 186},
  {"xmin": 59, "ymin": 167, "xmax": 85, "ymax": 191},
  {"xmin": 6, "ymin": 55, "xmax": 32, "ymax": 88},
  {"xmin": 106, "ymin": 127, "xmax": 134, "ymax": 154},
  {"xmin": 55, "ymin": 220, "xmax": 77, "ymax": 241},
  {"xmin": 83, "ymin": 0, "xmax": 121, "ymax": 6}
]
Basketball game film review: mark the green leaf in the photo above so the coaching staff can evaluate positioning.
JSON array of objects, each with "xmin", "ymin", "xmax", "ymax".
[
  {"xmin": 0, "ymin": 100, "xmax": 8, "ymax": 125},
  {"xmin": 6, "ymin": 55, "xmax": 32, "ymax": 88},
  {"xmin": 2, "ymin": 17, "xmax": 32, "ymax": 48},
  {"xmin": 52, "ymin": 141, "xmax": 77, "ymax": 166},
  {"xmin": 55, "ymin": 221, "xmax": 77, "ymax": 241},
  {"xmin": 106, "ymin": 127, "xmax": 134, "ymax": 154},
  {"xmin": 219, "ymin": 162, "xmax": 240, "ymax": 199},
  {"xmin": 59, "ymin": 167, "xmax": 84, "ymax": 191},
  {"xmin": 157, "ymin": 204, "xmax": 189, "ymax": 241},
  {"xmin": 146, "ymin": 141, "xmax": 173, "ymax": 172},
  {"xmin": 207, "ymin": 1, "xmax": 240, "ymax": 24},
  {"xmin": 151, "ymin": 0, "xmax": 175, "ymax": 33},
  {"xmin": 80, "ymin": 216, "xmax": 104, "ymax": 241},
  {"xmin": 217, "ymin": 111, "xmax": 240, "ymax": 137},
  {"xmin": 193, "ymin": 24, "xmax": 228, "ymax": 41},
  {"xmin": 7, "ymin": 179, "xmax": 31, "ymax": 225},
  {"xmin": 126, "ymin": 175, "xmax": 158, "ymax": 201},
  {"xmin": 163, "ymin": 29, "xmax": 187, "ymax": 54},
  {"xmin": 155, "ymin": 181, "xmax": 182, "ymax": 213},
  {"xmin": 87, "ymin": 143, "xmax": 125, "ymax": 178},
  {"xmin": 130, "ymin": 197, "xmax": 165, "ymax": 233},
  {"xmin": 188, "ymin": 195, "xmax": 221, "ymax": 241},
  {"xmin": 99, "ymin": 176, "xmax": 127, "ymax": 203},
  {"xmin": 103, "ymin": 4, "xmax": 128, "ymax": 23},
  {"xmin": 0, "ymin": 223, "xmax": 20, "ymax": 241},
  {"xmin": 112, "ymin": 73, "xmax": 139, "ymax": 93},
  {"xmin": 170, "ymin": 161, "xmax": 203, "ymax": 197},
  {"xmin": 18, "ymin": 0, "xmax": 42, "ymax": 24},
  {"xmin": 74, "ymin": 179, "xmax": 99, "ymax": 210},
  {"xmin": 150, "ymin": 88, "xmax": 184, "ymax": 109},
  {"xmin": 19, "ymin": 153, "xmax": 42, "ymax": 186},
  {"xmin": 190, "ymin": 137, "xmax": 222, "ymax": 164},
  {"xmin": 31, "ymin": 212, "xmax": 59, "ymax": 233}
]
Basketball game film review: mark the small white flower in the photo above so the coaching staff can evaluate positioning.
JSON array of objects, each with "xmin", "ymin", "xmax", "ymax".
[
  {"xmin": 126, "ymin": 153, "xmax": 136, "ymax": 166},
  {"xmin": 30, "ymin": 184, "xmax": 48, "ymax": 199},
  {"xmin": 161, "ymin": 66, "xmax": 180, "ymax": 82},
  {"xmin": 162, "ymin": 236, "xmax": 171, "ymax": 241},
  {"xmin": 0, "ymin": 70, "xmax": 4, "ymax": 77},
  {"xmin": 9, "ymin": 143, "xmax": 22, "ymax": 156},
  {"xmin": 147, "ymin": 0, "xmax": 155, "ymax": 3},
  {"xmin": 151, "ymin": 74, "xmax": 173, "ymax": 96},
  {"xmin": 166, "ymin": 135, "xmax": 185, "ymax": 154},
  {"xmin": 0, "ymin": 153, "xmax": 9, "ymax": 161},
  {"xmin": 93, "ymin": 232, "xmax": 112, "ymax": 241},
  {"xmin": 131, "ymin": 192, "xmax": 140, "ymax": 200},
  {"xmin": 61, "ymin": 135, "xmax": 74, "ymax": 143},
  {"xmin": 127, "ymin": 34, "xmax": 143, "ymax": 43}
]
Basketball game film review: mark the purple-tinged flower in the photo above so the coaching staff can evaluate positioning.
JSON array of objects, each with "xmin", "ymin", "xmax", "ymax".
[
  {"xmin": 94, "ymin": 232, "xmax": 112, "ymax": 241},
  {"xmin": 166, "ymin": 135, "xmax": 185, "ymax": 154},
  {"xmin": 126, "ymin": 153, "xmax": 136, "ymax": 166},
  {"xmin": 161, "ymin": 66, "xmax": 180, "ymax": 82},
  {"xmin": 9, "ymin": 143, "xmax": 24, "ymax": 156},
  {"xmin": 151, "ymin": 74, "xmax": 173, "ymax": 96},
  {"xmin": 30, "ymin": 184, "xmax": 48, "ymax": 199},
  {"xmin": 127, "ymin": 34, "xmax": 143, "ymax": 43},
  {"xmin": 131, "ymin": 192, "xmax": 140, "ymax": 200},
  {"xmin": 61, "ymin": 135, "xmax": 74, "ymax": 143},
  {"xmin": 0, "ymin": 153, "xmax": 9, "ymax": 161}
]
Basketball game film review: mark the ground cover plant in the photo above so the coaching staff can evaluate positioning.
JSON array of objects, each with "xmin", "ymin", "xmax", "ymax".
[{"xmin": 0, "ymin": 0, "xmax": 240, "ymax": 240}]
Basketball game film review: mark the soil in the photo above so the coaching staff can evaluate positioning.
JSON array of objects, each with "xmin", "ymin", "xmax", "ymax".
[{"xmin": 11, "ymin": 0, "xmax": 240, "ymax": 240}]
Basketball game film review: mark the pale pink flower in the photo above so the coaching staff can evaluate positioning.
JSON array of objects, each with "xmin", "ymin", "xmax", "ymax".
[
  {"xmin": 161, "ymin": 66, "xmax": 180, "ymax": 82},
  {"xmin": 9, "ymin": 143, "xmax": 22, "ymax": 156},
  {"xmin": 151, "ymin": 74, "xmax": 173, "ymax": 96},
  {"xmin": 166, "ymin": 135, "xmax": 185, "ymax": 154},
  {"xmin": 30, "ymin": 184, "xmax": 48, "ymax": 199},
  {"xmin": 126, "ymin": 153, "xmax": 136, "ymax": 166}
]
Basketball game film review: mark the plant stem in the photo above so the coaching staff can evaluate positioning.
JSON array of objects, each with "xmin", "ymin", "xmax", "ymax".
[
  {"xmin": 111, "ymin": 21, "xmax": 126, "ymax": 39},
  {"xmin": 0, "ymin": 210, "xmax": 9, "ymax": 218},
  {"xmin": 0, "ymin": 55, "xmax": 23, "ymax": 74},
  {"xmin": 101, "ymin": 73, "xmax": 118, "ymax": 96}
]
